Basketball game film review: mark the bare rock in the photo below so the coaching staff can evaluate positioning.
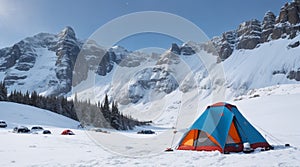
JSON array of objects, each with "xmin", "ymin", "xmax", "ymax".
[
  {"xmin": 288, "ymin": 41, "xmax": 300, "ymax": 48},
  {"xmin": 170, "ymin": 43, "xmax": 181, "ymax": 55},
  {"xmin": 287, "ymin": 70, "xmax": 300, "ymax": 81},
  {"xmin": 236, "ymin": 19, "xmax": 261, "ymax": 49},
  {"xmin": 181, "ymin": 45, "xmax": 196, "ymax": 55},
  {"xmin": 276, "ymin": 2, "xmax": 300, "ymax": 24}
]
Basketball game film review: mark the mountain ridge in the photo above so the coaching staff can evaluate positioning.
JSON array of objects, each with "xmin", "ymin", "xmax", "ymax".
[
  {"xmin": 201, "ymin": 0, "xmax": 300, "ymax": 61},
  {"xmin": 0, "ymin": 0, "xmax": 299, "ymax": 101}
]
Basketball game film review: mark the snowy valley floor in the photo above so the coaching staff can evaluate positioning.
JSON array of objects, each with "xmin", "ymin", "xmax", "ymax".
[{"xmin": 1, "ymin": 85, "xmax": 300, "ymax": 166}]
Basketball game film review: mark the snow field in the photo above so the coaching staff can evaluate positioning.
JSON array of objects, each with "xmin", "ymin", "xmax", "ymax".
[{"xmin": 1, "ymin": 85, "xmax": 300, "ymax": 166}]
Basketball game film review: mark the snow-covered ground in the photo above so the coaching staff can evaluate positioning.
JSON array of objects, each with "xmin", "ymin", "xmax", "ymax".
[{"xmin": 0, "ymin": 84, "xmax": 300, "ymax": 166}]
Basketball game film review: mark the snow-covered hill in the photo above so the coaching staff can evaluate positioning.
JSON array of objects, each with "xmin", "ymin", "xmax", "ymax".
[
  {"xmin": 0, "ymin": 102, "xmax": 79, "ymax": 128},
  {"xmin": 0, "ymin": 88, "xmax": 300, "ymax": 166}
]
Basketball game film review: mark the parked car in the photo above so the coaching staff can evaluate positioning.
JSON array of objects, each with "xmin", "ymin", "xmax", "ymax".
[
  {"xmin": 42, "ymin": 130, "xmax": 51, "ymax": 134},
  {"xmin": 89, "ymin": 128, "xmax": 109, "ymax": 134},
  {"xmin": 137, "ymin": 130, "xmax": 155, "ymax": 134},
  {"xmin": 31, "ymin": 126, "xmax": 44, "ymax": 130},
  {"xmin": 61, "ymin": 129, "xmax": 75, "ymax": 135},
  {"xmin": 0, "ymin": 120, "xmax": 7, "ymax": 128},
  {"xmin": 13, "ymin": 126, "xmax": 30, "ymax": 133},
  {"xmin": 31, "ymin": 126, "xmax": 44, "ymax": 131},
  {"xmin": 31, "ymin": 126, "xmax": 44, "ymax": 134}
]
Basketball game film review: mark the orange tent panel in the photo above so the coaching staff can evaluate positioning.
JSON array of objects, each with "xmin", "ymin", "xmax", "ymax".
[
  {"xmin": 180, "ymin": 129, "xmax": 198, "ymax": 146},
  {"xmin": 228, "ymin": 122, "xmax": 241, "ymax": 143}
]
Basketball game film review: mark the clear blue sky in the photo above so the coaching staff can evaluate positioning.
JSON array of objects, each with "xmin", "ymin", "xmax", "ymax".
[{"xmin": 0, "ymin": 0, "xmax": 288, "ymax": 51}]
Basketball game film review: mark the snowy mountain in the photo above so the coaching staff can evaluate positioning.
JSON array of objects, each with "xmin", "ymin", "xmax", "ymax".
[
  {"xmin": 0, "ymin": 1, "xmax": 300, "ymax": 126},
  {"xmin": 0, "ymin": 26, "xmax": 81, "ymax": 96}
]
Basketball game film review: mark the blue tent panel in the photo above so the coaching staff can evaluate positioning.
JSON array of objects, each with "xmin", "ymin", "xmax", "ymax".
[{"xmin": 230, "ymin": 107, "xmax": 268, "ymax": 144}]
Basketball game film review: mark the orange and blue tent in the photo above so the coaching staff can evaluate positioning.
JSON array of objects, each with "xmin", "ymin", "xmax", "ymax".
[{"xmin": 177, "ymin": 102, "xmax": 271, "ymax": 153}]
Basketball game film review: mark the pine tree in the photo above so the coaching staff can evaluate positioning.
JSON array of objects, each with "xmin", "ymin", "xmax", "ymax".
[
  {"xmin": 0, "ymin": 82, "xmax": 7, "ymax": 101},
  {"xmin": 101, "ymin": 94, "xmax": 111, "ymax": 122},
  {"xmin": 111, "ymin": 101, "xmax": 120, "ymax": 129},
  {"xmin": 104, "ymin": 94, "xmax": 109, "ymax": 111},
  {"xmin": 30, "ymin": 91, "xmax": 38, "ymax": 106},
  {"xmin": 24, "ymin": 91, "xmax": 30, "ymax": 104}
]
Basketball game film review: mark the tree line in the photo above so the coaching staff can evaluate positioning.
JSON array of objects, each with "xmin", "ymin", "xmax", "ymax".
[{"xmin": 0, "ymin": 82, "xmax": 148, "ymax": 130}]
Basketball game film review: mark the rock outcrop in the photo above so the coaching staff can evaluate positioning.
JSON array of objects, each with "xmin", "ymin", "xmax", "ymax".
[
  {"xmin": 53, "ymin": 26, "xmax": 81, "ymax": 95},
  {"xmin": 127, "ymin": 67, "xmax": 179, "ymax": 103},
  {"xmin": 236, "ymin": 19, "xmax": 262, "ymax": 50},
  {"xmin": 206, "ymin": 1, "xmax": 300, "ymax": 61},
  {"xmin": 170, "ymin": 43, "xmax": 181, "ymax": 55},
  {"xmin": 261, "ymin": 11, "xmax": 276, "ymax": 42},
  {"xmin": 276, "ymin": 1, "xmax": 300, "ymax": 24},
  {"xmin": 287, "ymin": 69, "xmax": 300, "ymax": 81},
  {"xmin": 170, "ymin": 43, "xmax": 196, "ymax": 55}
]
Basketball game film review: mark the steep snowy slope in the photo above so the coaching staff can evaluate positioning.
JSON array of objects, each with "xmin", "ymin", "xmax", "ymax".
[{"xmin": 224, "ymin": 36, "xmax": 300, "ymax": 98}]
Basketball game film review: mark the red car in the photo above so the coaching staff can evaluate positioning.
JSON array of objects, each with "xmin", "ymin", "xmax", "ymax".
[{"xmin": 61, "ymin": 129, "xmax": 75, "ymax": 135}]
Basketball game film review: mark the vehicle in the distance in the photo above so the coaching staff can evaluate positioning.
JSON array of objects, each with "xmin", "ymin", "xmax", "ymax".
[
  {"xmin": 31, "ymin": 126, "xmax": 44, "ymax": 131},
  {"xmin": 0, "ymin": 120, "xmax": 7, "ymax": 128},
  {"xmin": 31, "ymin": 126, "xmax": 44, "ymax": 134},
  {"xmin": 13, "ymin": 126, "xmax": 30, "ymax": 133},
  {"xmin": 89, "ymin": 128, "xmax": 109, "ymax": 134},
  {"xmin": 61, "ymin": 129, "xmax": 75, "ymax": 135},
  {"xmin": 42, "ymin": 130, "xmax": 51, "ymax": 134},
  {"xmin": 137, "ymin": 130, "xmax": 155, "ymax": 134}
]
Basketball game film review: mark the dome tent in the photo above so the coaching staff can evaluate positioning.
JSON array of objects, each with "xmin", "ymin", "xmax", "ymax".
[{"xmin": 177, "ymin": 102, "xmax": 271, "ymax": 153}]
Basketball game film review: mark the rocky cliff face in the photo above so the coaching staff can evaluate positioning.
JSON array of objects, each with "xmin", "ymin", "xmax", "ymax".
[
  {"xmin": 0, "ymin": 27, "xmax": 164, "ymax": 97},
  {"xmin": 54, "ymin": 27, "xmax": 81, "ymax": 95},
  {"xmin": 0, "ymin": 27, "xmax": 82, "ymax": 96},
  {"xmin": 170, "ymin": 43, "xmax": 196, "ymax": 55},
  {"xmin": 210, "ymin": 0, "xmax": 300, "ymax": 61}
]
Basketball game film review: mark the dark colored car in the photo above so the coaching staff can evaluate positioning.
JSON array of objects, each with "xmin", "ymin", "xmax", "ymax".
[
  {"xmin": 0, "ymin": 121, "xmax": 7, "ymax": 128},
  {"xmin": 137, "ymin": 130, "xmax": 155, "ymax": 134},
  {"xmin": 42, "ymin": 130, "xmax": 51, "ymax": 134},
  {"xmin": 13, "ymin": 126, "xmax": 30, "ymax": 133}
]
